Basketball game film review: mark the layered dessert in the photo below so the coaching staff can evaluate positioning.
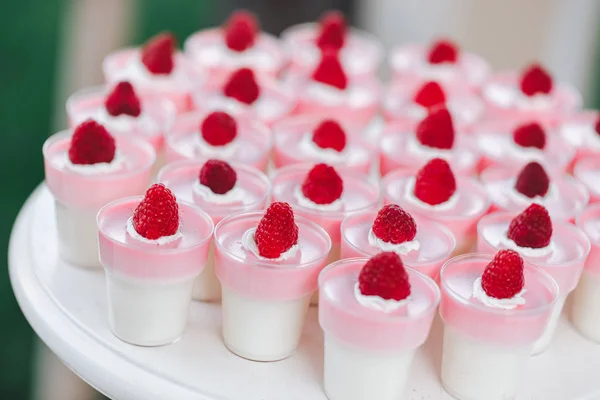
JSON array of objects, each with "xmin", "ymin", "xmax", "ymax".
[
  {"xmin": 191, "ymin": 67, "xmax": 296, "ymax": 127},
  {"xmin": 184, "ymin": 10, "xmax": 287, "ymax": 78},
  {"xmin": 382, "ymin": 158, "xmax": 490, "ymax": 255},
  {"xmin": 574, "ymin": 156, "xmax": 600, "ymax": 203},
  {"xmin": 319, "ymin": 253, "xmax": 439, "ymax": 400},
  {"xmin": 214, "ymin": 202, "xmax": 331, "ymax": 361},
  {"xmin": 559, "ymin": 110, "xmax": 600, "ymax": 162},
  {"xmin": 475, "ymin": 118, "xmax": 575, "ymax": 173},
  {"xmin": 477, "ymin": 204, "xmax": 590, "ymax": 353},
  {"xmin": 43, "ymin": 119, "xmax": 155, "ymax": 268},
  {"xmin": 481, "ymin": 161, "xmax": 589, "ymax": 222},
  {"xmin": 97, "ymin": 184, "xmax": 213, "ymax": 346},
  {"xmin": 573, "ymin": 204, "xmax": 600, "ymax": 342},
  {"xmin": 482, "ymin": 63, "xmax": 582, "ymax": 124},
  {"xmin": 440, "ymin": 250, "xmax": 558, "ymax": 400},
  {"xmin": 157, "ymin": 158, "xmax": 270, "ymax": 301},
  {"xmin": 341, "ymin": 204, "xmax": 455, "ymax": 278},
  {"xmin": 280, "ymin": 10, "xmax": 384, "ymax": 80},
  {"xmin": 382, "ymin": 78, "xmax": 484, "ymax": 126},
  {"xmin": 103, "ymin": 33, "xmax": 204, "ymax": 113},
  {"xmin": 272, "ymin": 116, "xmax": 376, "ymax": 174},
  {"xmin": 165, "ymin": 109, "xmax": 272, "ymax": 171},
  {"xmin": 379, "ymin": 107, "xmax": 480, "ymax": 176},
  {"xmin": 389, "ymin": 38, "xmax": 490, "ymax": 87}
]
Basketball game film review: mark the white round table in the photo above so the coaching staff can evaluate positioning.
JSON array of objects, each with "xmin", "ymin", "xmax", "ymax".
[{"xmin": 9, "ymin": 184, "xmax": 600, "ymax": 400}]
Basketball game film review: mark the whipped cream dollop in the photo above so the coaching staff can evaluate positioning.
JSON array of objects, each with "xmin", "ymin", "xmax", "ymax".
[
  {"xmin": 560, "ymin": 122, "xmax": 591, "ymax": 148},
  {"xmin": 196, "ymin": 44, "xmax": 273, "ymax": 70},
  {"xmin": 484, "ymin": 84, "xmax": 552, "ymax": 111},
  {"xmin": 368, "ymin": 228, "xmax": 420, "ymax": 255},
  {"xmin": 241, "ymin": 227, "xmax": 300, "ymax": 261},
  {"xmin": 193, "ymin": 180, "xmax": 246, "ymax": 204},
  {"xmin": 293, "ymin": 185, "xmax": 343, "ymax": 211},
  {"xmin": 499, "ymin": 233, "xmax": 555, "ymax": 258},
  {"xmin": 64, "ymin": 151, "xmax": 125, "ymax": 175},
  {"xmin": 477, "ymin": 134, "xmax": 545, "ymax": 162},
  {"xmin": 307, "ymin": 83, "xmax": 373, "ymax": 108},
  {"xmin": 195, "ymin": 134, "xmax": 238, "ymax": 157},
  {"xmin": 472, "ymin": 277, "xmax": 526, "ymax": 310},
  {"xmin": 406, "ymin": 135, "xmax": 453, "ymax": 161},
  {"xmin": 354, "ymin": 283, "xmax": 410, "ymax": 313},
  {"xmin": 114, "ymin": 57, "xmax": 185, "ymax": 90},
  {"xmin": 404, "ymin": 177, "xmax": 460, "ymax": 211},
  {"xmin": 298, "ymin": 133, "xmax": 366, "ymax": 165},
  {"xmin": 507, "ymin": 180, "xmax": 558, "ymax": 206},
  {"xmin": 126, "ymin": 217, "xmax": 183, "ymax": 245},
  {"xmin": 79, "ymin": 107, "xmax": 157, "ymax": 135}
]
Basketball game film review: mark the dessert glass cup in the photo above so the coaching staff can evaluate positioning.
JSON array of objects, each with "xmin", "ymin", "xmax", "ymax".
[
  {"xmin": 481, "ymin": 71, "xmax": 583, "ymax": 126},
  {"xmin": 389, "ymin": 44, "xmax": 491, "ymax": 88},
  {"xmin": 214, "ymin": 211, "xmax": 331, "ymax": 361},
  {"xmin": 280, "ymin": 23, "xmax": 384, "ymax": 81},
  {"xmin": 379, "ymin": 120, "xmax": 480, "ymax": 177},
  {"xmin": 102, "ymin": 48, "xmax": 204, "ymax": 113},
  {"xmin": 66, "ymin": 84, "xmax": 176, "ymax": 173},
  {"xmin": 319, "ymin": 258, "xmax": 439, "ymax": 400},
  {"xmin": 382, "ymin": 78, "xmax": 484, "ymax": 127},
  {"xmin": 43, "ymin": 130, "xmax": 155, "ymax": 268},
  {"xmin": 473, "ymin": 117, "xmax": 575, "ymax": 174},
  {"xmin": 184, "ymin": 28, "xmax": 287, "ymax": 78},
  {"xmin": 481, "ymin": 164, "xmax": 589, "ymax": 222},
  {"xmin": 382, "ymin": 168, "xmax": 490, "ymax": 256},
  {"xmin": 272, "ymin": 115, "xmax": 377, "ymax": 174},
  {"xmin": 340, "ymin": 211, "xmax": 456, "ymax": 279},
  {"xmin": 440, "ymin": 253, "xmax": 559, "ymax": 400},
  {"xmin": 191, "ymin": 73, "xmax": 297, "ymax": 128},
  {"xmin": 157, "ymin": 159, "xmax": 270, "ymax": 302},
  {"xmin": 477, "ymin": 211, "xmax": 590, "ymax": 354},
  {"xmin": 165, "ymin": 110, "xmax": 272, "ymax": 172},
  {"xmin": 574, "ymin": 156, "xmax": 600, "ymax": 204},
  {"xmin": 559, "ymin": 110, "xmax": 600, "ymax": 165},
  {"xmin": 97, "ymin": 197, "xmax": 214, "ymax": 346},
  {"xmin": 573, "ymin": 204, "xmax": 600, "ymax": 342}
]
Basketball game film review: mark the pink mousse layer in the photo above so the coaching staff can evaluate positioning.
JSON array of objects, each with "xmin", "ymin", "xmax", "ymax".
[
  {"xmin": 66, "ymin": 85, "xmax": 176, "ymax": 152},
  {"xmin": 577, "ymin": 204, "xmax": 600, "ymax": 277},
  {"xmin": 574, "ymin": 157, "xmax": 600, "ymax": 204},
  {"xmin": 440, "ymin": 253, "xmax": 558, "ymax": 345},
  {"xmin": 164, "ymin": 110, "xmax": 272, "ymax": 171},
  {"xmin": 341, "ymin": 211, "xmax": 456, "ymax": 279},
  {"xmin": 184, "ymin": 28, "xmax": 287, "ymax": 78},
  {"xmin": 157, "ymin": 159, "xmax": 270, "ymax": 224},
  {"xmin": 480, "ymin": 164, "xmax": 589, "ymax": 222},
  {"xmin": 481, "ymin": 72, "xmax": 582, "ymax": 126},
  {"xmin": 389, "ymin": 44, "xmax": 491, "ymax": 88},
  {"xmin": 477, "ymin": 211, "xmax": 590, "ymax": 294},
  {"xmin": 319, "ymin": 258, "xmax": 439, "ymax": 352},
  {"xmin": 43, "ymin": 131, "xmax": 155, "ymax": 209},
  {"xmin": 272, "ymin": 115, "xmax": 376, "ymax": 174},
  {"xmin": 214, "ymin": 211, "xmax": 331, "ymax": 301},
  {"xmin": 271, "ymin": 164, "xmax": 381, "ymax": 244},
  {"xmin": 97, "ymin": 197, "xmax": 214, "ymax": 279}
]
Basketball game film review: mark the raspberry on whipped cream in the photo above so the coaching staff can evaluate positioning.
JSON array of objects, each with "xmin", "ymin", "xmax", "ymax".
[
  {"xmin": 413, "ymin": 81, "xmax": 446, "ymax": 109},
  {"xmin": 223, "ymin": 10, "xmax": 258, "ymax": 52},
  {"xmin": 223, "ymin": 67, "xmax": 260, "ymax": 104},
  {"xmin": 513, "ymin": 122, "xmax": 546, "ymax": 150},
  {"xmin": 369, "ymin": 204, "xmax": 420, "ymax": 255},
  {"xmin": 416, "ymin": 107, "xmax": 455, "ymax": 150},
  {"xmin": 520, "ymin": 63, "xmax": 553, "ymax": 97},
  {"xmin": 131, "ymin": 183, "xmax": 181, "ymax": 242},
  {"xmin": 297, "ymin": 163, "xmax": 344, "ymax": 209},
  {"xmin": 413, "ymin": 158, "xmax": 457, "ymax": 206},
  {"xmin": 505, "ymin": 203, "xmax": 553, "ymax": 251},
  {"xmin": 252, "ymin": 202, "xmax": 299, "ymax": 259},
  {"xmin": 141, "ymin": 33, "xmax": 176, "ymax": 75},
  {"xmin": 475, "ymin": 249, "xmax": 526, "ymax": 309},
  {"xmin": 316, "ymin": 10, "xmax": 346, "ymax": 51},
  {"xmin": 427, "ymin": 39, "xmax": 459, "ymax": 64},
  {"xmin": 514, "ymin": 162, "xmax": 550, "ymax": 199},
  {"xmin": 312, "ymin": 50, "xmax": 348, "ymax": 90},
  {"xmin": 104, "ymin": 81, "xmax": 142, "ymax": 117},
  {"xmin": 68, "ymin": 119, "xmax": 117, "ymax": 166},
  {"xmin": 312, "ymin": 119, "xmax": 347, "ymax": 152}
]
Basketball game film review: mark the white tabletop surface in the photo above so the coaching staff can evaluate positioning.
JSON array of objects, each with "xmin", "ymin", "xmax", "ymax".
[{"xmin": 9, "ymin": 184, "xmax": 600, "ymax": 400}]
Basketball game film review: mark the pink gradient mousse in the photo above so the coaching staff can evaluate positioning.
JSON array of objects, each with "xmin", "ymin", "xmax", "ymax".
[
  {"xmin": 559, "ymin": 110, "xmax": 600, "ymax": 163},
  {"xmin": 164, "ymin": 110, "xmax": 272, "ymax": 172},
  {"xmin": 272, "ymin": 115, "xmax": 377, "ymax": 174},
  {"xmin": 341, "ymin": 211, "xmax": 456, "ymax": 279},
  {"xmin": 481, "ymin": 164, "xmax": 589, "ymax": 222},
  {"xmin": 382, "ymin": 169, "xmax": 490, "ymax": 255},
  {"xmin": 574, "ymin": 156, "xmax": 600, "ymax": 204}
]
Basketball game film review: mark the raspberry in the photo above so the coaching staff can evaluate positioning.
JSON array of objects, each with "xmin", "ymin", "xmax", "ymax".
[
  {"xmin": 413, "ymin": 81, "xmax": 446, "ymax": 109},
  {"xmin": 520, "ymin": 64, "xmax": 553, "ymax": 97},
  {"xmin": 316, "ymin": 10, "xmax": 346, "ymax": 50},
  {"xmin": 514, "ymin": 162, "xmax": 550, "ymax": 198},
  {"xmin": 481, "ymin": 250, "xmax": 525, "ymax": 299},
  {"xmin": 372, "ymin": 204, "xmax": 417, "ymax": 244},
  {"xmin": 223, "ymin": 67, "xmax": 260, "ymax": 104},
  {"xmin": 132, "ymin": 184, "xmax": 179, "ymax": 240},
  {"xmin": 358, "ymin": 252, "xmax": 411, "ymax": 301},
  {"xmin": 513, "ymin": 122, "xmax": 546, "ymax": 150},
  {"xmin": 104, "ymin": 81, "xmax": 141, "ymax": 117},
  {"xmin": 68, "ymin": 120, "xmax": 116, "ymax": 165},
  {"xmin": 254, "ymin": 202, "xmax": 299, "ymax": 259},
  {"xmin": 200, "ymin": 111, "xmax": 237, "ymax": 146},
  {"xmin": 224, "ymin": 10, "xmax": 258, "ymax": 52},
  {"xmin": 312, "ymin": 119, "xmax": 346, "ymax": 152},
  {"xmin": 507, "ymin": 203, "xmax": 552, "ymax": 249},
  {"xmin": 416, "ymin": 107, "xmax": 455, "ymax": 149},
  {"xmin": 141, "ymin": 32, "xmax": 175, "ymax": 75},
  {"xmin": 595, "ymin": 115, "xmax": 600, "ymax": 136},
  {"xmin": 312, "ymin": 50, "xmax": 348, "ymax": 90},
  {"xmin": 301, "ymin": 163, "xmax": 344, "ymax": 205},
  {"xmin": 413, "ymin": 158, "xmax": 457, "ymax": 205},
  {"xmin": 427, "ymin": 39, "xmax": 458, "ymax": 64},
  {"xmin": 199, "ymin": 159, "xmax": 237, "ymax": 194}
]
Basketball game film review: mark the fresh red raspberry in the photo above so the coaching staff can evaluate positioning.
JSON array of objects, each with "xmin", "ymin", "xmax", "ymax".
[
  {"xmin": 416, "ymin": 107, "xmax": 455, "ymax": 149},
  {"xmin": 413, "ymin": 81, "xmax": 446, "ymax": 109},
  {"xmin": 413, "ymin": 158, "xmax": 457, "ymax": 206},
  {"xmin": 316, "ymin": 10, "xmax": 346, "ymax": 50},
  {"xmin": 224, "ymin": 10, "xmax": 258, "ymax": 52},
  {"xmin": 520, "ymin": 64, "xmax": 553, "ymax": 97},
  {"xmin": 427, "ymin": 39, "xmax": 459, "ymax": 64},
  {"xmin": 358, "ymin": 252, "xmax": 411, "ymax": 301},
  {"xmin": 254, "ymin": 202, "xmax": 299, "ymax": 259},
  {"xmin": 312, "ymin": 50, "xmax": 348, "ymax": 90},
  {"xmin": 223, "ymin": 67, "xmax": 260, "ymax": 104},
  {"xmin": 68, "ymin": 120, "xmax": 116, "ymax": 165},
  {"xmin": 199, "ymin": 159, "xmax": 237, "ymax": 194},
  {"xmin": 104, "ymin": 81, "xmax": 141, "ymax": 117},
  {"xmin": 312, "ymin": 119, "xmax": 346, "ymax": 152},
  {"xmin": 132, "ymin": 184, "xmax": 179, "ymax": 240},
  {"xmin": 200, "ymin": 111, "xmax": 237, "ymax": 146},
  {"xmin": 481, "ymin": 250, "xmax": 525, "ymax": 299},
  {"xmin": 514, "ymin": 162, "xmax": 550, "ymax": 198},
  {"xmin": 301, "ymin": 163, "xmax": 344, "ymax": 205},
  {"xmin": 141, "ymin": 32, "xmax": 176, "ymax": 75},
  {"xmin": 513, "ymin": 122, "xmax": 546, "ymax": 150},
  {"xmin": 372, "ymin": 204, "xmax": 417, "ymax": 244},
  {"xmin": 507, "ymin": 204, "xmax": 552, "ymax": 249}
]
